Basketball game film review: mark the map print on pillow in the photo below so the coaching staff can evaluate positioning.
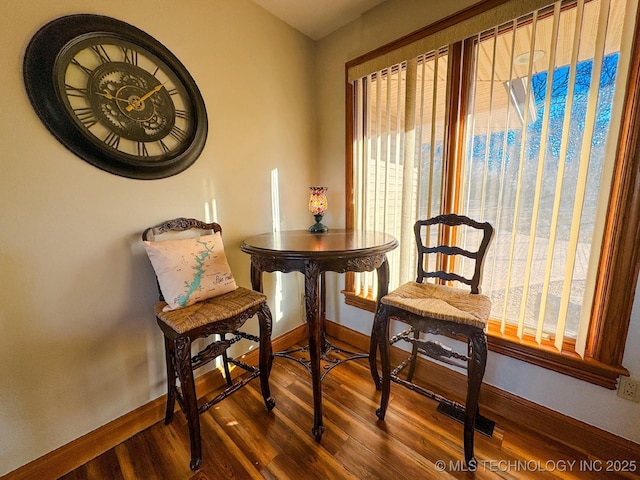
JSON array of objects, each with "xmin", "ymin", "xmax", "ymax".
[
  {"xmin": 176, "ymin": 237, "xmax": 214, "ymax": 307},
  {"xmin": 143, "ymin": 232, "xmax": 237, "ymax": 311}
]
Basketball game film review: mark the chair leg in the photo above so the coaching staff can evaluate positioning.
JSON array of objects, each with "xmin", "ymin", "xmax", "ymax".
[
  {"xmin": 464, "ymin": 330, "xmax": 487, "ymax": 471},
  {"xmin": 406, "ymin": 328, "xmax": 420, "ymax": 382},
  {"xmin": 258, "ymin": 303, "xmax": 276, "ymax": 411},
  {"xmin": 163, "ymin": 335, "xmax": 177, "ymax": 425},
  {"xmin": 220, "ymin": 334, "xmax": 233, "ymax": 387},
  {"xmin": 375, "ymin": 306, "xmax": 392, "ymax": 420},
  {"xmin": 174, "ymin": 336, "xmax": 202, "ymax": 471},
  {"xmin": 369, "ymin": 303, "xmax": 384, "ymax": 390}
]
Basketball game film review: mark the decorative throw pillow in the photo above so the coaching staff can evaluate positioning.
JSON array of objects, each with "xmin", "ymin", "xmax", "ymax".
[{"xmin": 143, "ymin": 232, "xmax": 237, "ymax": 311}]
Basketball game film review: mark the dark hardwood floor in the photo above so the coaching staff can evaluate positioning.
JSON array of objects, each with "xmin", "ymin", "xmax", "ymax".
[{"xmin": 60, "ymin": 341, "xmax": 638, "ymax": 479}]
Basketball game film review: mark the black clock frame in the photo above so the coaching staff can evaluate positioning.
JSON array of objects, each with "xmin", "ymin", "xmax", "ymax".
[{"xmin": 23, "ymin": 14, "xmax": 208, "ymax": 180}]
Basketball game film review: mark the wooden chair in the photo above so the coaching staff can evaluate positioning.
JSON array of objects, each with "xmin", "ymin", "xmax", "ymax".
[
  {"xmin": 142, "ymin": 218, "xmax": 275, "ymax": 471},
  {"xmin": 371, "ymin": 214, "xmax": 493, "ymax": 470}
]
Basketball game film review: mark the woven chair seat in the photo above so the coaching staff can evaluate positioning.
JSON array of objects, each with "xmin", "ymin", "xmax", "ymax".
[
  {"xmin": 381, "ymin": 282, "xmax": 491, "ymax": 329},
  {"xmin": 154, "ymin": 287, "xmax": 268, "ymax": 334}
]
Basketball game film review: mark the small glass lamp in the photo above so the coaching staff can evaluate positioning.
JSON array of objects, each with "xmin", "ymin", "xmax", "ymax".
[{"xmin": 308, "ymin": 186, "xmax": 328, "ymax": 233}]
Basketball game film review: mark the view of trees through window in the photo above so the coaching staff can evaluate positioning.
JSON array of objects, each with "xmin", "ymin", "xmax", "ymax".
[
  {"xmin": 464, "ymin": 52, "xmax": 619, "ymax": 339},
  {"xmin": 460, "ymin": 1, "xmax": 623, "ymax": 345}
]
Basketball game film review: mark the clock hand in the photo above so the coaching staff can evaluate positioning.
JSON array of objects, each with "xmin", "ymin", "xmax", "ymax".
[
  {"xmin": 125, "ymin": 83, "xmax": 165, "ymax": 112},
  {"xmin": 96, "ymin": 91, "xmax": 129, "ymax": 103}
]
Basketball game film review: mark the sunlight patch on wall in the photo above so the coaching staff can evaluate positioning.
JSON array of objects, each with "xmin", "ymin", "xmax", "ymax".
[
  {"xmin": 204, "ymin": 198, "xmax": 218, "ymax": 224},
  {"xmin": 271, "ymin": 168, "xmax": 284, "ymax": 323}
]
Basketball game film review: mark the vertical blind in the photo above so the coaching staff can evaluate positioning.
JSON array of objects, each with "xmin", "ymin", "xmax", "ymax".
[{"xmin": 349, "ymin": 0, "xmax": 635, "ymax": 357}]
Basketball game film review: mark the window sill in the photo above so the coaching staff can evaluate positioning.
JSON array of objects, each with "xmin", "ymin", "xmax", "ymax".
[{"xmin": 343, "ymin": 291, "xmax": 628, "ymax": 389}]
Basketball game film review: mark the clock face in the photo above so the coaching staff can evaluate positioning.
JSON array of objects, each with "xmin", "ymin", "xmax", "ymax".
[
  {"xmin": 23, "ymin": 15, "xmax": 207, "ymax": 179},
  {"xmin": 59, "ymin": 37, "xmax": 193, "ymax": 160}
]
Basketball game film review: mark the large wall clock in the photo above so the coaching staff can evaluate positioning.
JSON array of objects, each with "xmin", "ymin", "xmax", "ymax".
[{"xmin": 23, "ymin": 14, "xmax": 208, "ymax": 179}]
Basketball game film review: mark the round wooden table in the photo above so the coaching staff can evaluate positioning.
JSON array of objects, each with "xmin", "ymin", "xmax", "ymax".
[{"xmin": 240, "ymin": 229, "xmax": 398, "ymax": 441}]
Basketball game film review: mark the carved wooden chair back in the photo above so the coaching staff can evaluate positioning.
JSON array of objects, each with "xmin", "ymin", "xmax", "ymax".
[{"xmin": 414, "ymin": 214, "xmax": 494, "ymax": 294}]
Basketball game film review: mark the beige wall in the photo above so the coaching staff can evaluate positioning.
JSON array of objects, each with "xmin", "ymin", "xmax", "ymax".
[
  {"xmin": 0, "ymin": 0, "xmax": 313, "ymax": 474},
  {"xmin": 315, "ymin": 0, "xmax": 640, "ymax": 447}
]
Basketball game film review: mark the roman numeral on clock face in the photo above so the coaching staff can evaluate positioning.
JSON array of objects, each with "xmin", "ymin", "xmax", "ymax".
[
  {"xmin": 65, "ymin": 84, "xmax": 88, "ymax": 98},
  {"xmin": 70, "ymin": 58, "xmax": 93, "ymax": 76},
  {"xmin": 137, "ymin": 142, "xmax": 149, "ymax": 157},
  {"xmin": 170, "ymin": 125, "xmax": 187, "ymax": 143},
  {"xmin": 121, "ymin": 47, "xmax": 138, "ymax": 65},
  {"xmin": 74, "ymin": 107, "xmax": 97, "ymax": 128},
  {"xmin": 158, "ymin": 140, "xmax": 170, "ymax": 153},
  {"xmin": 91, "ymin": 44, "xmax": 112, "ymax": 64},
  {"xmin": 104, "ymin": 131, "xmax": 121, "ymax": 149}
]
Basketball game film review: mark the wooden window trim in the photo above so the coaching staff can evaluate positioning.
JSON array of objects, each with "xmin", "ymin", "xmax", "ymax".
[{"xmin": 344, "ymin": 0, "xmax": 640, "ymax": 389}]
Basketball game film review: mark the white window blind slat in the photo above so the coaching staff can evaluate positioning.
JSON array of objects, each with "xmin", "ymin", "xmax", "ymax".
[
  {"xmin": 503, "ymin": 12, "xmax": 540, "ymax": 340},
  {"xmin": 511, "ymin": 12, "xmax": 542, "ymax": 339},
  {"xmin": 497, "ymin": 20, "xmax": 519, "ymax": 334},
  {"xmin": 428, "ymin": 52, "xmax": 442, "ymax": 221},
  {"xmin": 537, "ymin": 0, "xmax": 585, "ymax": 344},
  {"xmin": 575, "ymin": 0, "xmax": 637, "ymax": 354},
  {"xmin": 531, "ymin": 2, "xmax": 562, "ymax": 343},
  {"xmin": 400, "ymin": 58, "xmax": 418, "ymax": 283},
  {"xmin": 556, "ymin": 0, "xmax": 611, "ymax": 354}
]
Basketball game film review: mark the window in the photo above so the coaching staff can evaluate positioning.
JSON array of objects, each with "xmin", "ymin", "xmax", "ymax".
[{"xmin": 345, "ymin": 0, "xmax": 640, "ymax": 387}]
